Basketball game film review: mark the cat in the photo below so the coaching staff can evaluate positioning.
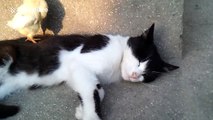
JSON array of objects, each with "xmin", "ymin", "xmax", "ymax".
[
  {"xmin": 0, "ymin": 24, "xmax": 178, "ymax": 120},
  {"xmin": 0, "ymin": 104, "xmax": 19, "ymax": 119}
]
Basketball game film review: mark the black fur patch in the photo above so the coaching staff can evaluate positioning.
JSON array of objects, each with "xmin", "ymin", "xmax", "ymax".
[
  {"xmin": 0, "ymin": 104, "xmax": 20, "ymax": 119},
  {"xmin": 0, "ymin": 34, "xmax": 109, "ymax": 76},
  {"xmin": 36, "ymin": 34, "xmax": 109, "ymax": 53},
  {"xmin": 28, "ymin": 84, "xmax": 43, "ymax": 90},
  {"xmin": 94, "ymin": 90, "xmax": 102, "ymax": 118},
  {"xmin": 77, "ymin": 93, "xmax": 83, "ymax": 104},
  {"xmin": 0, "ymin": 46, "xmax": 16, "ymax": 67},
  {"xmin": 96, "ymin": 84, "xmax": 102, "ymax": 89},
  {"xmin": 29, "ymin": 81, "xmax": 65, "ymax": 90},
  {"xmin": 81, "ymin": 35, "xmax": 109, "ymax": 53}
]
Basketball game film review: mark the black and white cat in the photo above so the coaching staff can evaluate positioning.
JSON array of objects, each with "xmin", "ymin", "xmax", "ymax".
[{"xmin": 0, "ymin": 24, "xmax": 178, "ymax": 120}]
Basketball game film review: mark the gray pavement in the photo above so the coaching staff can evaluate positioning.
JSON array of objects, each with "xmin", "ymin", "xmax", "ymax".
[
  {"xmin": 0, "ymin": 0, "xmax": 212, "ymax": 120},
  {"xmin": 181, "ymin": 0, "xmax": 213, "ymax": 119}
]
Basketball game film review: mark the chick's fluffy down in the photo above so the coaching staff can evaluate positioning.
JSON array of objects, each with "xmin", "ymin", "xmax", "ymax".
[{"xmin": 7, "ymin": 0, "xmax": 48, "ymax": 36}]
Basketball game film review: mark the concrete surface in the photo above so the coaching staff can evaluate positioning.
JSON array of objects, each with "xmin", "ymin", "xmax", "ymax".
[
  {"xmin": 0, "ymin": 0, "xmax": 203, "ymax": 120},
  {"xmin": 181, "ymin": 0, "xmax": 213, "ymax": 119}
]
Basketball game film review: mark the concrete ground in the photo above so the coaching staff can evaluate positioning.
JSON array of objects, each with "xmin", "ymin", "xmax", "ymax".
[
  {"xmin": 181, "ymin": 0, "xmax": 213, "ymax": 119},
  {"xmin": 0, "ymin": 0, "xmax": 212, "ymax": 120}
]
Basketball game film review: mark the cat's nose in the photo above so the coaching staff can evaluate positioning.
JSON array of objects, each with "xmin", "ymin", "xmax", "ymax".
[
  {"xmin": 128, "ymin": 71, "xmax": 144, "ymax": 82},
  {"xmin": 130, "ymin": 72, "xmax": 139, "ymax": 79}
]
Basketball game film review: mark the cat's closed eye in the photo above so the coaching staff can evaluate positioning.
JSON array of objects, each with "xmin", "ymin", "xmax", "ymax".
[{"xmin": 138, "ymin": 61, "xmax": 140, "ymax": 67}]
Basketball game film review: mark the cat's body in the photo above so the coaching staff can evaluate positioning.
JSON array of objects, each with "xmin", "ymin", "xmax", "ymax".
[{"xmin": 0, "ymin": 24, "xmax": 178, "ymax": 120}]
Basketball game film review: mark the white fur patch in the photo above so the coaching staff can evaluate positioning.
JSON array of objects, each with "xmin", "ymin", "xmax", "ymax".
[{"xmin": 75, "ymin": 104, "xmax": 83, "ymax": 120}]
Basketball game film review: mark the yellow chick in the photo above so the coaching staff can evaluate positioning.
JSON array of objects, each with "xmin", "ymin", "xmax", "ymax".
[{"xmin": 7, "ymin": 0, "xmax": 48, "ymax": 43}]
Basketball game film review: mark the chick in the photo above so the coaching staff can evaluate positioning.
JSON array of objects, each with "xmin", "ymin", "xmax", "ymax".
[{"xmin": 7, "ymin": 0, "xmax": 48, "ymax": 43}]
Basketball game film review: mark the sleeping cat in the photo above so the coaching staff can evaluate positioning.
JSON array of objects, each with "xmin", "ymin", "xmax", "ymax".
[{"xmin": 0, "ymin": 24, "xmax": 178, "ymax": 120}]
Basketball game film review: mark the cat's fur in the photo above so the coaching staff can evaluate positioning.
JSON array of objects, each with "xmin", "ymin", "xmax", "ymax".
[
  {"xmin": 0, "ymin": 24, "xmax": 178, "ymax": 120},
  {"xmin": 0, "ymin": 104, "xmax": 19, "ymax": 119}
]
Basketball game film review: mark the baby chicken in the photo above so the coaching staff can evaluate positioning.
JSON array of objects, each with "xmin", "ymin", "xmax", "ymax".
[{"xmin": 7, "ymin": 0, "xmax": 48, "ymax": 43}]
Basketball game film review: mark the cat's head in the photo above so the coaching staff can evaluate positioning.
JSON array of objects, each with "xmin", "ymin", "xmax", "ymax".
[{"xmin": 121, "ymin": 23, "xmax": 179, "ymax": 83}]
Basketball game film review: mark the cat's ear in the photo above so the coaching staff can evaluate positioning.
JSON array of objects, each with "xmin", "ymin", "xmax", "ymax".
[
  {"xmin": 142, "ymin": 23, "xmax": 155, "ymax": 43},
  {"xmin": 162, "ymin": 62, "xmax": 179, "ymax": 72}
]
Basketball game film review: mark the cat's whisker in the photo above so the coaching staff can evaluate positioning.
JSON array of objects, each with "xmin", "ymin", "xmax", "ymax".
[{"xmin": 151, "ymin": 71, "xmax": 163, "ymax": 73}]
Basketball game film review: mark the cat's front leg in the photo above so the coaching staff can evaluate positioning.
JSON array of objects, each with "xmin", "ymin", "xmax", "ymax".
[
  {"xmin": 67, "ymin": 67, "xmax": 104, "ymax": 120},
  {"xmin": 75, "ymin": 84, "xmax": 104, "ymax": 120},
  {"xmin": 75, "ymin": 85, "xmax": 104, "ymax": 120}
]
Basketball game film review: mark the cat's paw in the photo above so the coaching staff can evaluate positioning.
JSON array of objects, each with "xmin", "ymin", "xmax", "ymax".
[
  {"xmin": 75, "ymin": 104, "xmax": 101, "ymax": 120},
  {"xmin": 83, "ymin": 114, "xmax": 101, "ymax": 120},
  {"xmin": 75, "ymin": 104, "xmax": 83, "ymax": 120}
]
